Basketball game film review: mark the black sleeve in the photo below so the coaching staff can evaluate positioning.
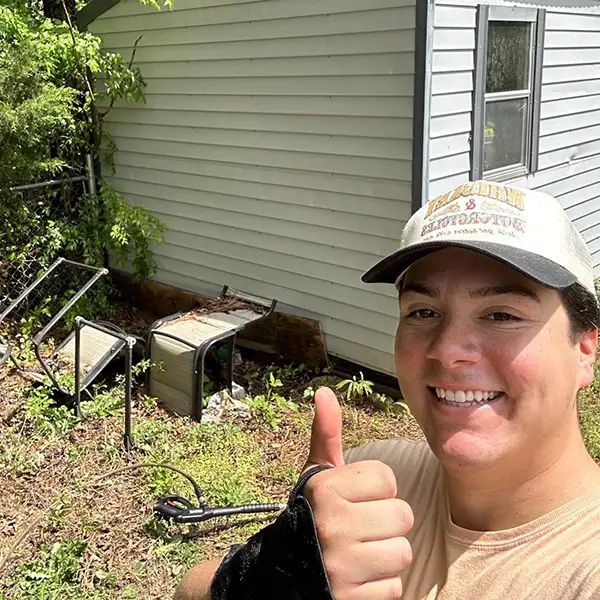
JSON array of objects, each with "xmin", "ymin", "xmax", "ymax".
[{"xmin": 210, "ymin": 465, "xmax": 336, "ymax": 600}]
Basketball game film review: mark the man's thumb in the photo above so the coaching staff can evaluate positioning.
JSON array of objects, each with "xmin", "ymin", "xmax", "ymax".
[{"xmin": 305, "ymin": 387, "xmax": 345, "ymax": 470}]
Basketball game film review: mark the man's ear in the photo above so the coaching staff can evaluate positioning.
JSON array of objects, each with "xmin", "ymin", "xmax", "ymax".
[{"xmin": 578, "ymin": 328, "xmax": 598, "ymax": 389}]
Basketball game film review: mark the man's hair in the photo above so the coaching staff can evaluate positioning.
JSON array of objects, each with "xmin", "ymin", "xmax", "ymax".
[{"xmin": 559, "ymin": 282, "xmax": 600, "ymax": 343}]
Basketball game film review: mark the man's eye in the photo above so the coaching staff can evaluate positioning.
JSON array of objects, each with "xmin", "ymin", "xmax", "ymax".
[
  {"xmin": 407, "ymin": 308, "xmax": 438, "ymax": 319},
  {"xmin": 486, "ymin": 312, "xmax": 522, "ymax": 322}
]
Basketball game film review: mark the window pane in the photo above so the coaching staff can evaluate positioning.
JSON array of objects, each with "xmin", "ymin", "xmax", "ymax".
[
  {"xmin": 486, "ymin": 21, "xmax": 532, "ymax": 93},
  {"xmin": 484, "ymin": 98, "xmax": 528, "ymax": 172}
]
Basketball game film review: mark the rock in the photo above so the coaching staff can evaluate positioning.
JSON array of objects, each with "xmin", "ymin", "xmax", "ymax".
[{"xmin": 202, "ymin": 383, "xmax": 250, "ymax": 424}]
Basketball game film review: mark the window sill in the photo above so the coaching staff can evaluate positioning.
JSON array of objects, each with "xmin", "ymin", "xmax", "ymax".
[{"xmin": 483, "ymin": 164, "xmax": 529, "ymax": 183}]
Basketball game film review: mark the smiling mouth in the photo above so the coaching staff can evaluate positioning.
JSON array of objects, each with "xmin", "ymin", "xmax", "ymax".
[{"xmin": 430, "ymin": 387, "xmax": 504, "ymax": 408}]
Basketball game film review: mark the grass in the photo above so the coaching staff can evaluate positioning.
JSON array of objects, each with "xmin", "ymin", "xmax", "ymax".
[
  {"xmin": 5, "ymin": 351, "xmax": 600, "ymax": 600},
  {"xmin": 0, "ymin": 360, "xmax": 421, "ymax": 599}
]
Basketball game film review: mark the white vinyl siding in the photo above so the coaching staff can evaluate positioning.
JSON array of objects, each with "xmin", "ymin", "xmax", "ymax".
[
  {"xmin": 428, "ymin": 0, "xmax": 476, "ymax": 198},
  {"xmin": 89, "ymin": 0, "xmax": 417, "ymax": 375},
  {"xmin": 511, "ymin": 9, "xmax": 600, "ymax": 275},
  {"xmin": 429, "ymin": 1, "xmax": 600, "ymax": 275}
]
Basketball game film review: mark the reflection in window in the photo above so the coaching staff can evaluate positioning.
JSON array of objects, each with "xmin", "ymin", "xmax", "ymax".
[{"xmin": 483, "ymin": 19, "xmax": 535, "ymax": 176}]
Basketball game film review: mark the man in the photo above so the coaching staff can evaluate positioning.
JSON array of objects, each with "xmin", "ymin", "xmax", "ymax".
[{"xmin": 175, "ymin": 181, "xmax": 600, "ymax": 600}]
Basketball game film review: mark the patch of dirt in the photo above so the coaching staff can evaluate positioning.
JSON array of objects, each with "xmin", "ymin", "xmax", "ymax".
[{"xmin": 0, "ymin": 319, "xmax": 424, "ymax": 598}]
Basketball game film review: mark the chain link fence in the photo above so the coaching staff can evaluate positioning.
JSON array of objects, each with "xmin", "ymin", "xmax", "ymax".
[{"xmin": 0, "ymin": 156, "xmax": 96, "ymax": 309}]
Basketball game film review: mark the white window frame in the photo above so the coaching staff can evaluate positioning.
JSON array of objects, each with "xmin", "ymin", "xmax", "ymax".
[{"xmin": 471, "ymin": 6, "xmax": 546, "ymax": 181}]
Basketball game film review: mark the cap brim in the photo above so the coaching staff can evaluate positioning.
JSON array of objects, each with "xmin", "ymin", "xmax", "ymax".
[{"xmin": 361, "ymin": 240, "xmax": 577, "ymax": 289}]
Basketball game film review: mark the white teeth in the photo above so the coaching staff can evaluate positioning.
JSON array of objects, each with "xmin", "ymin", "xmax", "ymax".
[
  {"xmin": 454, "ymin": 390, "xmax": 466, "ymax": 403},
  {"xmin": 434, "ymin": 388, "xmax": 502, "ymax": 404}
]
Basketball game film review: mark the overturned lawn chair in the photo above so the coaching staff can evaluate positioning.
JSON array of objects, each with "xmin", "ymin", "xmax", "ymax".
[
  {"xmin": 147, "ymin": 286, "xmax": 277, "ymax": 422},
  {"xmin": 0, "ymin": 257, "xmax": 142, "ymax": 450}
]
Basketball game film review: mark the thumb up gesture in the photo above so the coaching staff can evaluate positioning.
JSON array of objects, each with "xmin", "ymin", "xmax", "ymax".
[{"xmin": 302, "ymin": 388, "xmax": 414, "ymax": 600}]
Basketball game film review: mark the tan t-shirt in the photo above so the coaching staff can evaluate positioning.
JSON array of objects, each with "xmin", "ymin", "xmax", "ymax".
[{"xmin": 344, "ymin": 438, "xmax": 600, "ymax": 600}]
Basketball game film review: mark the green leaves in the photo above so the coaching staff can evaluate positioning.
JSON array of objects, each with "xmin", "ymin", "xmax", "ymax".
[{"xmin": 0, "ymin": 1, "xmax": 167, "ymax": 291}]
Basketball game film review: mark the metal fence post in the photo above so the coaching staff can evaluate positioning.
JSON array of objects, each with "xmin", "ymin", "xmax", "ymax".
[{"xmin": 85, "ymin": 153, "xmax": 97, "ymax": 196}]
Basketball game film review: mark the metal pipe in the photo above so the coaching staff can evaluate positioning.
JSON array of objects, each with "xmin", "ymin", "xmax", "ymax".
[
  {"xmin": 124, "ymin": 337, "xmax": 135, "ymax": 452},
  {"xmin": 8, "ymin": 175, "xmax": 87, "ymax": 193},
  {"xmin": 74, "ymin": 318, "xmax": 82, "ymax": 418},
  {"xmin": 85, "ymin": 154, "xmax": 97, "ymax": 197}
]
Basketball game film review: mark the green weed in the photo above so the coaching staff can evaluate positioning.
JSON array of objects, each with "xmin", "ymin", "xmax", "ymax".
[
  {"xmin": 5, "ymin": 540, "xmax": 89, "ymax": 599},
  {"xmin": 335, "ymin": 371, "xmax": 374, "ymax": 402},
  {"xmin": 244, "ymin": 372, "xmax": 298, "ymax": 431}
]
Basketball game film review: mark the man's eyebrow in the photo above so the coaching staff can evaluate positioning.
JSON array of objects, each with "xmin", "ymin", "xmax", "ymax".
[
  {"xmin": 399, "ymin": 281, "xmax": 440, "ymax": 297},
  {"xmin": 469, "ymin": 284, "xmax": 541, "ymax": 302},
  {"xmin": 399, "ymin": 282, "xmax": 541, "ymax": 302}
]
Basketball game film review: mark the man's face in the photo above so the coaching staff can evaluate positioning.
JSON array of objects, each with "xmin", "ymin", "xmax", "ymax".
[{"xmin": 395, "ymin": 248, "xmax": 597, "ymax": 473}]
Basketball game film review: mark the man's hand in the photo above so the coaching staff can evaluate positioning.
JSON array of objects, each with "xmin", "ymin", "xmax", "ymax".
[{"xmin": 302, "ymin": 388, "xmax": 414, "ymax": 600}]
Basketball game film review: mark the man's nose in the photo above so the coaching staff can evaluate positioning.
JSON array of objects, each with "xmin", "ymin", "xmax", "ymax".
[{"xmin": 424, "ymin": 316, "xmax": 482, "ymax": 368}]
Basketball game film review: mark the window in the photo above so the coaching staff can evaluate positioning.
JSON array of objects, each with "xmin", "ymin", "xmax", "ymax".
[{"xmin": 472, "ymin": 7, "xmax": 545, "ymax": 181}]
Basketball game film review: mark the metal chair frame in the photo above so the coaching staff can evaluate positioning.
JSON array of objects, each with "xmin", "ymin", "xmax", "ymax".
[
  {"xmin": 147, "ymin": 286, "xmax": 277, "ymax": 422},
  {"xmin": 0, "ymin": 257, "xmax": 140, "ymax": 449}
]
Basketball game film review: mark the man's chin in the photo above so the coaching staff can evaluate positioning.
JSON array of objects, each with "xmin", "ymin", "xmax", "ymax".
[{"xmin": 430, "ymin": 433, "xmax": 505, "ymax": 472}]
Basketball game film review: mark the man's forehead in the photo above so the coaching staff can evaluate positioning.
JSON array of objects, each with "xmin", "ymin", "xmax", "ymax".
[{"xmin": 399, "ymin": 249, "xmax": 545, "ymax": 298}]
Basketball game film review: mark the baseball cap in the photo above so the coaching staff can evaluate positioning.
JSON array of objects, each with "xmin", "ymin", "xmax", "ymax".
[{"xmin": 361, "ymin": 180, "xmax": 596, "ymax": 297}]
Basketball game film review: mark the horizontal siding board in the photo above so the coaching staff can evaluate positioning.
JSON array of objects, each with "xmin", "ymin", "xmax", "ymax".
[
  {"xmin": 545, "ymin": 30, "xmax": 600, "ymax": 48},
  {"xmin": 541, "ymin": 94, "xmax": 600, "ymax": 119},
  {"xmin": 93, "ymin": 0, "xmax": 412, "ymax": 30},
  {"xmin": 542, "ymin": 80, "xmax": 600, "ymax": 101},
  {"xmin": 122, "ymin": 93, "xmax": 415, "ymax": 118},
  {"xmin": 538, "ymin": 147, "xmax": 600, "ymax": 172},
  {"xmin": 430, "ymin": 92, "xmax": 472, "ymax": 115},
  {"xmin": 540, "ymin": 109, "xmax": 600, "ymax": 136},
  {"xmin": 429, "ymin": 172, "xmax": 471, "ymax": 198},
  {"xmin": 431, "ymin": 72, "xmax": 473, "ymax": 95},
  {"xmin": 429, "ymin": 133, "xmax": 471, "ymax": 160},
  {"xmin": 429, "ymin": 153, "xmax": 471, "ymax": 180},
  {"xmin": 433, "ymin": 4, "xmax": 476, "ymax": 28},
  {"xmin": 432, "ymin": 28, "xmax": 476, "ymax": 50},
  {"xmin": 110, "ymin": 177, "xmax": 410, "ymax": 238},
  {"xmin": 431, "ymin": 51, "xmax": 474, "ymax": 73},
  {"xmin": 123, "ymin": 75, "xmax": 414, "ymax": 97},
  {"xmin": 539, "ymin": 123, "xmax": 600, "ymax": 154},
  {"xmin": 586, "ymin": 234, "xmax": 600, "ymax": 257},
  {"xmin": 111, "ymin": 165, "xmax": 411, "ymax": 220},
  {"xmin": 544, "ymin": 48, "xmax": 600, "ymax": 67},
  {"xmin": 106, "ymin": 108, "xmax": 414, "ymax": 139},
  {"xmin": 571, "ymin": 206, "xmax": 600, "ymax": 235},
  {"xmin": 566, "ymin": 195, "xmax": 600, "ymax": 220},
  {"xmin": 131, "ymin": 53, "xmax": 416, "ymax": 78},
  {"xmin": 112, "ymin": 152, "xmax": 409, "ymax": 201},
  {"xmin": 96, "ymin": 7, "xmax": 415, "ymax": 47},
  {"xmin": 511, "ymin": 153, "xmax": 600, "ymax": 194},
  {"xmin": 547, "ymin": 165, "xmax": 600, "ymax": 206},
  {"xmin": 103, "ymin": 30, "xmax": 415, "ymax": 62},
  {"xmin": 542, "ymin": 64, "xmax": 600, "ymax": 85},
  {"xmin": 110, "ymin": 136, "xmax": 413, "ymax": 181},
  {"xmin": 430, "ymin": 113, "xmax": 472, "ymax": 138},
  {"xmin": 107, "ymin": 123, "xmax": 413, "ymax": 160},
  {"xmin": 545, "ymin": 11, "xmax": 600, "ymax": 31}
]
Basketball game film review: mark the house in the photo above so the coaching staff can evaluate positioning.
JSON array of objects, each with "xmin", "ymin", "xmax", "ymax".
[{"xmin": 78, "ymin": 0, "xmax": 600, "ymax": 375}]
